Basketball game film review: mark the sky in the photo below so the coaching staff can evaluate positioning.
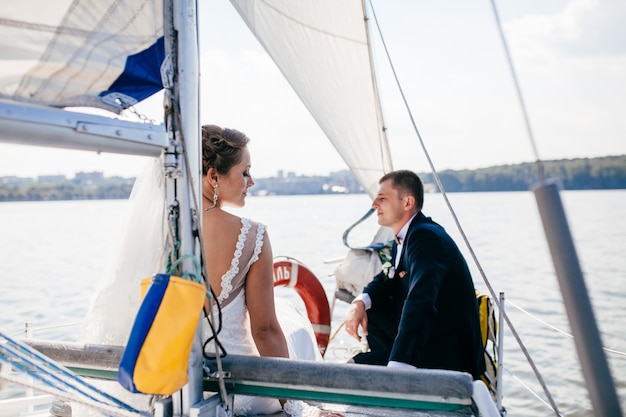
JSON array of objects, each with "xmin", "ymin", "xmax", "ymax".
[{"xmin": 1, "ymin": 0, "xmax": 624, "ymax": 179}]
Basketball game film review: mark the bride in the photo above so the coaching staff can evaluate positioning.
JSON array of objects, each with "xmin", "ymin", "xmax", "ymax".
[{"xmin": 200, "ymin": 125, "xmax": 342, "ymax": 417}]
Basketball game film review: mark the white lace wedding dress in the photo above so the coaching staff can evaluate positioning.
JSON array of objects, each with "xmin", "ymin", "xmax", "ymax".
[
  {"xmin": 78, "ymin": 161, "xmax": 323, "ymax": 416},
  {"xmin": 203, "ymin": 217, "xmax": 323, "ymax": 416}
]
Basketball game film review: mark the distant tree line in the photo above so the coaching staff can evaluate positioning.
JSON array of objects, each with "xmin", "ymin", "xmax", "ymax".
[
  {"xmin": 0, "ymin": 155, "xmax": 624, "ymax": 202},
  {"xmin": 420, "ymin": 155, "xmax": 626, "ymax": 192}
]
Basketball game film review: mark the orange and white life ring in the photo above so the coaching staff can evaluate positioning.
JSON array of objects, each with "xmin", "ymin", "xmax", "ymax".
[{"xmin": 273, "ymin": 257, "xmax": 331, "ymax": 356}]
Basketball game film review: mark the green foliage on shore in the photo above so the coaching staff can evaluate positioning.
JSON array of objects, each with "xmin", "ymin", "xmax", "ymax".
[{"xmin": 420, "ymin": 155, "xmax": 626, "ymax": 192}]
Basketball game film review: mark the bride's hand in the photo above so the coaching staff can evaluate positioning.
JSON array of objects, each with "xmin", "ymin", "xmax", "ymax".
[
  {"xmin": 310, "ymin": 410, "xmax": 344, "ymax": 417},
  {"xmin": 283, "ymin": 400, "xmax": 344, "ymax": 417}
]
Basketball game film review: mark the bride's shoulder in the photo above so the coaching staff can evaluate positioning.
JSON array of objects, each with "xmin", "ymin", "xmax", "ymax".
[{"xmin": 241, "ymin": 217, "xmax": 267, "ymax": 233}]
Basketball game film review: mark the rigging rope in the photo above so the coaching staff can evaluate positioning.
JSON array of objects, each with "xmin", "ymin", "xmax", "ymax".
[
  {"xmin": 488, "ymin": 0, "xmax": 545, "ymax": 182},
  {"xmin": 366, "ymin": 0, "xmax": 561, "ymax": 415},
  {"xmin": 0, "ymin": 372, "xmax": 146, "ymax": 417},
  {"xmin": 507, "ymin": 300, "xmax": 626, "ymax": 358},
  {"xmin": 501, "ymin": 366, "xmax": 560, "ymax": 416},
  {"xmin": 0, "ymin": 332, "xmax": 145, "ymax": 416}
]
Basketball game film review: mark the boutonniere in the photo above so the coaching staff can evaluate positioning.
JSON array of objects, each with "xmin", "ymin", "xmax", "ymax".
[
  {"xmin": 382, "ymin": 261, "xmax": 395, "ymax": 279},
  {"xmin": 398, "ymin": 271, "xmax": 407, "ymax": 279},
  {"xmin": 377, "ymin": 242, "xmax": 395, "ymax": 279}
]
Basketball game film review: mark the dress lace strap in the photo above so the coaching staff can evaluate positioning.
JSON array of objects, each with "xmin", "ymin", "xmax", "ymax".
[
  {"xmin": 217, "ymin": 218, "xmax": 251, "ymax": 303},
  {"xmin": 250, "ymin": 223, "xmax": 265, "ymax": 264}
]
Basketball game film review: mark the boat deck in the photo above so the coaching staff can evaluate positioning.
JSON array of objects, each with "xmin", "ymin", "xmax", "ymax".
[{"xmin": 12, "ymin": 340, "xmax": 479, "ymax": 417}]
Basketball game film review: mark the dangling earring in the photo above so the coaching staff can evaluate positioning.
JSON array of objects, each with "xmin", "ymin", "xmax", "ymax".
[{"xmin": 204, "ymin": 183, "xmax": 218, "ymax": 211}]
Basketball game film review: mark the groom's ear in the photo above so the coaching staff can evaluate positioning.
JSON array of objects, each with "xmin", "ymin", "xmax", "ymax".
[{"xmin": 404, "ymin": 195, "xmax": 415, "ymax": 211}]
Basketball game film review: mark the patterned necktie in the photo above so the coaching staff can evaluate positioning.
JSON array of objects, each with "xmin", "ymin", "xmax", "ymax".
[
  {"xmin": 391, "ymin": 239, "xmax": 399, "ymax": 265},
  {"xmin": 392, "ymin": 235, "xmax": 404, "ymax": 267}
]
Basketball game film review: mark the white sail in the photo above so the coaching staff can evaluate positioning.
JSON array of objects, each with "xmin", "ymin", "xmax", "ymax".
[{"xmin": 229, "ymin": 0, "xmax": 392, "ymax": 198}]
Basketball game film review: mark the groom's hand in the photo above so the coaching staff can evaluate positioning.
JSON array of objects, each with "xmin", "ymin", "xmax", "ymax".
[{"xmin": 344, "ymin": 300, "xmax": 367, "ymax": 342}]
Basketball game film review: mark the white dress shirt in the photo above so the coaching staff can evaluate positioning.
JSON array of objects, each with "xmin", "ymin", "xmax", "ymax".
[
  {"xmin": 353, "ymin": 213, "xmax": 415, "ymax": 309},
  {"xmin": 351, "ymin": 214, "xmax": 417, "ymax": 369}
]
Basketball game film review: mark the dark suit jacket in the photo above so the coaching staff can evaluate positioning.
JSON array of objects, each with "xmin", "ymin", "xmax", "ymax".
[{"xmin": 363, "ymin": 212, "xmax": 485, "ymax": 379}]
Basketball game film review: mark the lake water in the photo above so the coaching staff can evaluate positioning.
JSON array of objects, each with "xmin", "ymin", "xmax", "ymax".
[{"xmin": 1, "ymin": 190, "xmax": 625, "ymax": 416}]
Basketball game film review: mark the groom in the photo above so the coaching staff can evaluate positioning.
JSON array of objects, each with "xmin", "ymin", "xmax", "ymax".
[{"xmin": 344, "ymin": 170, "xmax": 485, "ymax": 380}]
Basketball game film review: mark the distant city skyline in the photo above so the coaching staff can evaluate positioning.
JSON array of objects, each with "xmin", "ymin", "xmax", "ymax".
[
  {"xmin": 1, "ymin": 166, "xmax": 356, "ymax": 180},
  {"xmin": 3, "ymin": 152, "xmax": 623, "ymax": 182}
]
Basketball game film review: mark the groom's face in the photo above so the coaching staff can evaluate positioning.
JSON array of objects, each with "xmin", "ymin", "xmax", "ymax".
[{"xmin": 372, "ymin": 179, "xmax": 407, "ymax": 232}]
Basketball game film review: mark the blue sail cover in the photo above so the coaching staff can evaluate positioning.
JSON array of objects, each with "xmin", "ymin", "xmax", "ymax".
[
  {"xmin": 101, "ymin": 37, "xmax": 166, "ymax": 109},
  {"xmin": 0, "ymin": 0, "xmax": 164, "ymax": 113}
]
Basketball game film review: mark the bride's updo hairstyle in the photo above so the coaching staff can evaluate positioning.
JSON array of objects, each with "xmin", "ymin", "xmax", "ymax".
[{"xmin": 201, "ymin": 124, "xmax": 250, "ymax": 176}]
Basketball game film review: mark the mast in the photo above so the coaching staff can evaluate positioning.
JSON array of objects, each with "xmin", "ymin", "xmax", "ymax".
[
  {"xmin": 533, "ymin": 179, "xmax": 623, "ymax": 417},
  {"xmin": 163, "ymin": 0, "xmax": 203, "ymax": 414}
]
